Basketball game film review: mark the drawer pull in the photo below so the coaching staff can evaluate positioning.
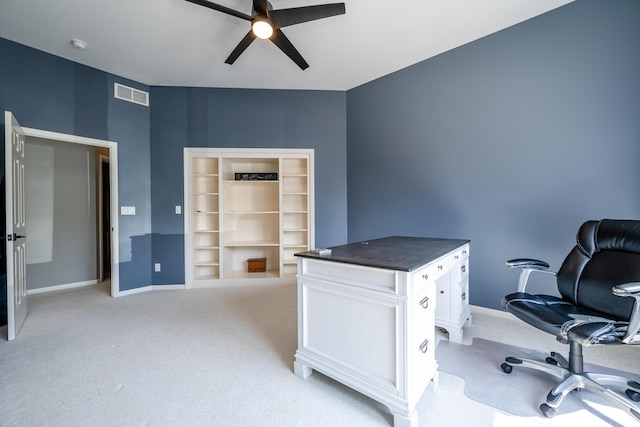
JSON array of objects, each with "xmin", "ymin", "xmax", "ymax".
[
  {"xmin": 462, "ymin": 292, "xmax": 467, "ymax": 301},
  {"xmin": 461, "ymin": 264, "xmax": 466, "ymax": 273},
  {"xmin": 420, "ymin": 296, "xmax": 429, "ymax": 309},
  {"xmin": 419, "ymin": 339, "xmax": 429, "ymax": 353},
  {"xmin": 455, "ymin": 255, "xmax": 459, "ymax": 259},
  {"xmin": 422, "ymin": 273, "xmax": 429, "ymax": 281},
  {"xmin": 438, "ymin": 264, "xmax": 443, "ymax": 270}
]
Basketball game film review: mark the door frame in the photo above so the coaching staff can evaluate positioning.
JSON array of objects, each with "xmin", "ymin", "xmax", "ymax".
[{"xmin": 21, "ymin": 126, "xmax": 120, "ymax": 297}]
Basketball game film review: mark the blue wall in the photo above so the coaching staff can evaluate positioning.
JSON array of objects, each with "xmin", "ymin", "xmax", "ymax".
[
  {"xmin": 346, "ymin": 0, "xmax": 640, "ymax": 309},
  {"xmin": 0, "ymin": 37, "xmax": 152, "ymax": 292},
  {"xmin": 149, "ymin": 87, "xmax": 347, "ymax": 284},
  {"xmin": 2, "ymin": 0, "xmax": 639, "ymax": 314},
  {"xmin": 106, "ymin": 74, "xmax": 153, "ymax": 291},
  {"xmin": 0, "ymin": 38, "xmax": 348, "ymax": 297}
]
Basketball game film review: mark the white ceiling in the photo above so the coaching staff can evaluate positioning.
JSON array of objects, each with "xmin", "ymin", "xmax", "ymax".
[{"xmin": 0, "ymin": 0, "xmax": 573, "ymax": 91}]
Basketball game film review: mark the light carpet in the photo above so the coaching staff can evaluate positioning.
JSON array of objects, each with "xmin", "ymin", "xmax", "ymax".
[
  {"xmin": 2, "ymin": 282, "xmax": 638, "ymax": 427},
  {"xmin": 436, "ymin": 337, "xmax": 640, "ymax": 427}
]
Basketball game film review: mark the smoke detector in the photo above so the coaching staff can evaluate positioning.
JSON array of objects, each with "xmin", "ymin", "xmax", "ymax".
[{"xmin": 70, "ymin": 39, "xmax": 87, "ymax": 50}]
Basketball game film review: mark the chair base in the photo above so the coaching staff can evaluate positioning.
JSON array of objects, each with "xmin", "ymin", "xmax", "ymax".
[{"xmin": 501, "ymin": 352, "xmax": 640, "ymax": 422}]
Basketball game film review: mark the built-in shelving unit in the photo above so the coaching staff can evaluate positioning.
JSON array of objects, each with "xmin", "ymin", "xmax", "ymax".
[
  {"xmin": 192, "ymin": 157, "xmax": 220, "ymax": 281},
  {"xmin": 282, "ymin": 157, "xmax": 310, "ymax": 278},
  {"xmin": 184, "ymin": 148, "xmax": 314, "ymax": 287}
]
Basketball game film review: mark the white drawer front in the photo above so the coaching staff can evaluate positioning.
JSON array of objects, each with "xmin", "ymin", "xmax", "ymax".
[
  {"xmin": 410, "ymin": 257, "xmax": 450, "ymax": 292},
  {"xmin": 452, "ymin": 258, "xmax": 469, "ymax": 284},
  {"xmin": 458, "ymin": 244, "xmax": 470, "ymax": 260},
  {"xmin": 302, "ymin": 258, "xmax": 398, "ymax": 293},
  {"xmin": 408, "ymin": 325, "xmax": 436, "ymax": 401},
  {"xmin": 459, "ymin": 278, "xmax": 469, "ymax": 315},
  {"xmin": 411, "ymin": 283, "xmax": 435, "ymax": 329}
]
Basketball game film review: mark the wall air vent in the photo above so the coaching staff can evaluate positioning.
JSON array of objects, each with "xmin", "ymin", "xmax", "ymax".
[{"xmin": 114, "ymin": 83, "xmax": 149, "ymax": 107}]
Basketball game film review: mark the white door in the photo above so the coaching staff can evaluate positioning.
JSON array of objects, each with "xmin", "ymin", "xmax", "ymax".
[{"xmin": 5, "ymin": 111, "xmax": 28, "ymax": 340}]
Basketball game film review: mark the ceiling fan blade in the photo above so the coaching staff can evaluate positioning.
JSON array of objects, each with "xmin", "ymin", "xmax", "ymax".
[
  {"xmin": 225, "ymin": 31, "xmax": 257, "ymax": 65},
  {"xmin": 252, "ymin": 0, "xmax": 269, "ymax": 16},
  {"xmin": 269, "ymin": 3, "xmax": 345, "ymax": 28},
  {"xmin": 184, "ymin": 0, "xmax": 252, "ymax": 21},
  {"xmin": 270, "ymin": 29, "xmax": 309, "ymax": 70}
]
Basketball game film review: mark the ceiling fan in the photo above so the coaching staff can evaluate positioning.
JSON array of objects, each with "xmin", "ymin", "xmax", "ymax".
[{"xmin": 184, "ymin": 0, "xmax": 346, "ymax": 70}]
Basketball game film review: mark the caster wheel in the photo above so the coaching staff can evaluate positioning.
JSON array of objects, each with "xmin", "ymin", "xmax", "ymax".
[
  {"xmin": 540, "ymin": 403, "xmax": 556, "ymax": 418},
  {"xmin": 545, "ymin": 356, "xmax": 558, "ymax": 366},
  {"xmin": 626, "ymin": 389, "xmax": 640, "ymax": 402},
  {"xmin": 501, "ymin": 363, "xmax": 512, "ymax": 374}
]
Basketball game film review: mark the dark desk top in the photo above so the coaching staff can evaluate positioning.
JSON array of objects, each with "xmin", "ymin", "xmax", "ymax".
[{"xmin": 295, "ymin": 236, "xmax": 470, "ymax": 272}]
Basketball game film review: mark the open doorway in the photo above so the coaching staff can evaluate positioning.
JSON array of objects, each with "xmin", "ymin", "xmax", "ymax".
[
  {"xmin": 25, "ymin": 138, "xmax": 108, "ymax": 293},
  {"xmin": 3, "ymin": 111, "xmax": 120, "ymax": 339},
  {"xmin": 99, "ymin": 155, "xmax": 111, "ymax": 281},
  {"xmin": 19, "ymin": 126, "xmax": 119, "ymax": 296}
]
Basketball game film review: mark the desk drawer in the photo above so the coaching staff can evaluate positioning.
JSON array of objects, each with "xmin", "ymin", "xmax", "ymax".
[
  {"xmin": 411, "ymin": 283, "xmax": 435, "ymax": 329},
  {"xmin": 302, "ymin": 258, "xmax": 398, "ymax": 293},
  {"xmin": 410, "ymin": 257, "xmax": 451, "ymax": 291},
  {"xmin": 450, "ymin": 244, "xmax": 469, "ymax": 284},
  {"xmin": 455, "ymin": 244, "xmax": 470, "ymax": 261},
  {"xmin": 409, "ymin": 324, "xmax": 436, "ymax": 399}
]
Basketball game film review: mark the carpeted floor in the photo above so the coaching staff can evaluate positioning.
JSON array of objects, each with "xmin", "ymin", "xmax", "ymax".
[
  {"xmin": 1, "ymin": 282, "xmax": 639, "ymax": 426},
  {"xmin": 436, "ymin": 338, "xmax": 640, "ymax": 427}
]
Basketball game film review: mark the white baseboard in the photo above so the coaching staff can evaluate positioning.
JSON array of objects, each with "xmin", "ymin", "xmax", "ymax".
[
  {"xmin": 27, "ymin": 280, "xmax": 98, "ymax": 295},
  {"xmin": 115, "ymin": 284, "xmax": 186, "ymax": 297}
]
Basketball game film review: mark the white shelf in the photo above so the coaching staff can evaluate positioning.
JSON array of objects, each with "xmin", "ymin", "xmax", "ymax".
[
  {"xmin": 224, "ymin": 241, "xmax": 280, "ymax": 247},
  {"xmin": 223, "ymin": 270, "xmax": 281, "ymax": 280},
  {"xmin": 223, "ymin": 211, "xmax": 279, "ymax": 214},
  {"xmin": 223, "ymin": 180, "xmax": 278, "ymax": 183},
  {"xmin": 185, "ymin": 148, "xmax": 314, "ymax": 287}
]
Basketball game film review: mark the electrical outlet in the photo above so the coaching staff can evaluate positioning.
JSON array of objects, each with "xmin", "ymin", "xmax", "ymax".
[
  {"xmin": 154, "ymin": 263, "xmax": 161, "ymax": 272},
  {"xmin": 175, "ymin": 205, "xmax": 182, "ymax": 214}
]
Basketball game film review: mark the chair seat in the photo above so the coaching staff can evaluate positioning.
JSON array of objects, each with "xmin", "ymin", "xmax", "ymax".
[
  {"xmin": 504, "ymin": 292, "xmax": 629, "ymax": 346},
  {"xmin": 501, "ymin": 220, "xmax": 640, "ymax": 420}
]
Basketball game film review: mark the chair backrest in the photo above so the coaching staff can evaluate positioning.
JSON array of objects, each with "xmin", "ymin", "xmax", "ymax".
[{"xmin": 557, "ymin": 219, "xmax": 640, "ymax": 321}]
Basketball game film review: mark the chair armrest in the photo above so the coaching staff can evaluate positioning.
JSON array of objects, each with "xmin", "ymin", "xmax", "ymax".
[
  {"xmin": 613, "ymin": 282, "xmax": 640, "ymax": 297},
  {"xmin": 506, "ymin": 258, "xmax": 557, "ymax": 293},
  {"xmin": 506, "ymin": 258, "xmax": 550, "ymax": 269},
  {"xmin": 612, "ymin": 282, "xmax": 640, "ymax": 344}
]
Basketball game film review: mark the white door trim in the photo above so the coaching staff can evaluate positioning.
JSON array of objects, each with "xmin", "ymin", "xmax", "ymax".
[{"xmin": 21, "ymin": 126, "xmax": 120, "ymax": 297}]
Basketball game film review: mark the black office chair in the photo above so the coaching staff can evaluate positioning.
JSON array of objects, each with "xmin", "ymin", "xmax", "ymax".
[{"xmin": 500, "ymin": 219, "xmax": 640, "ymax": 421}]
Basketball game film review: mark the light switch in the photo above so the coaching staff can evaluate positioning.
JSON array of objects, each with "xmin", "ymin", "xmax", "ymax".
[
  {"xmin": 121, "ymin": 206, "xmax": 136, "ymax": 215},
  {"xmin": 175, "ymin": 205, "xmax": 182, "ymax": 214}
]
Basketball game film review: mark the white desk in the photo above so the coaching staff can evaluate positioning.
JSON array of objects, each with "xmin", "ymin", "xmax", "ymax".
[{"xmin": 294, "ymin": 237, "xmax": 470, "ymax": 427}]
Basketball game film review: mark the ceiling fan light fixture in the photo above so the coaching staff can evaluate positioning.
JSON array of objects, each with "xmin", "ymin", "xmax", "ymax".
[
  {"xmin": 252, "ymin": 19, "xmax": 273, "ymax": 39},
  {"xmin": 183, "ymin": 0, "xmax": 346, "ymax": 69}
]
